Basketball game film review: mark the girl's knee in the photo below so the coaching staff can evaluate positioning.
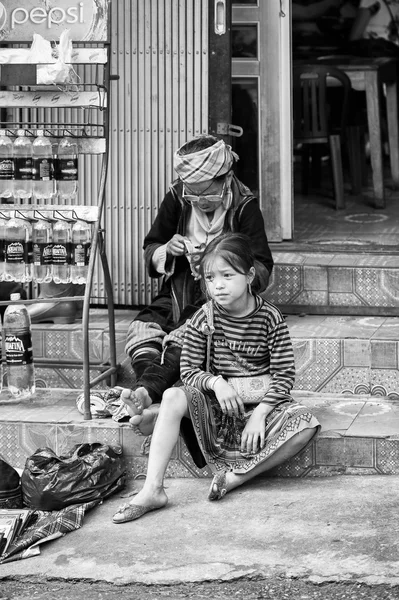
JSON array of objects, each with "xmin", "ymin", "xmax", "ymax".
[
  {"xmin": 293, "ymin": 426, "xmax": 317, "ymax": 450},
  {"xmin": 161, "ymin": 387, "xmax": 187, "ymax": 413}
]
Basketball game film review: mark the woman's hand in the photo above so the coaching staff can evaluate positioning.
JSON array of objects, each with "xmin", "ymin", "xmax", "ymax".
[
  {"xmin": 240, "ymin": 404, "xmax": 272, "ymax": 454},
  {"xmin": 214, "ymin": 378, "xmax": 244, "ymax": 417},
  {"xmin": 166, "ymin": 234, "xmax": 187, "ymax": 257}
]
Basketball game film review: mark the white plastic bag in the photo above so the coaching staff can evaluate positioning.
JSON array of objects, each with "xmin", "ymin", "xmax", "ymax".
[{"xmin": 34, "ymin": 30, "xmax": 76, "ymax": 85}]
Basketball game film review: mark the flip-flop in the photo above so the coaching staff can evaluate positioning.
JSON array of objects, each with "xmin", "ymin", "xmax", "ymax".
[
  {"xmin": 112, "ymin": 502, "xmax": 162, "ymax": 524},
  {"xmin": 208, "ymin": 471, "xmax": 228, "ymax": 501}
]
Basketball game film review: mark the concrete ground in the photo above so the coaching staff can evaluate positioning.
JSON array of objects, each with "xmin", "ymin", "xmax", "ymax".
[{"xmin": 1, "ymin": 475, "xmax": 399, "ymax": 586}]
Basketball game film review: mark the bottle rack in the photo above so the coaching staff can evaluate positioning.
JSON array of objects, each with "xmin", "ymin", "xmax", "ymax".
[{"xmin": 0, "ymin": 6, "xmax": 119, "ymax": 419}]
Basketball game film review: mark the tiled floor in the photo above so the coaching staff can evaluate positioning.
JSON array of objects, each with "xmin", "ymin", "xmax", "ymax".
[
  {"xmin": 293, "ymin": 161, "xmax": 399, "ymax": 247},
  {"xmin": 1, "ymin": 388, "xmax": 399, "ymax": 478},
  {"xmin": 1, "ymin": 388, "xmax": 398, "ymax": 439}
]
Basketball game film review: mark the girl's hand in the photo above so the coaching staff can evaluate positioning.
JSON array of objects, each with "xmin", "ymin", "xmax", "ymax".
[
  {"xmin": 241, "ymin": 404, "xmax": 272, "ymax": 454},
  {"xmin": 214, "ymin": 378, "xmax": 244, "ymax": 417},
  {"xmin": 166, "ymin": 234, "xmax": 187, "ymax": 257}
]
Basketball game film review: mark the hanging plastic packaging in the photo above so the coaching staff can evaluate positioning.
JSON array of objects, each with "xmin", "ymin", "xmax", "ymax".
[{"xmin": 0, "ymin": 32, "xmax": 76, "ymax": 86}]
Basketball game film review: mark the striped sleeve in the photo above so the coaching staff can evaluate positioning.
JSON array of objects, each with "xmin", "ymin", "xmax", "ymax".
[
  {"xmin": 264, "ymin": 310, "xmax": 296, "ymax": 404},
  {"xmin": 180, "ymin": 311, "xmax": 215, "ymax": 392}
]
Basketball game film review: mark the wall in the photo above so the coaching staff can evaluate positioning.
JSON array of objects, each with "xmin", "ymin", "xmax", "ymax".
[{"xmin": 100, "ymin": 0, "xmax": 209, "ymax": 306}]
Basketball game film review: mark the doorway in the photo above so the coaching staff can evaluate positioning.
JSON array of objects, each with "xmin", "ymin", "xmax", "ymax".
[
  {"xmin": 231, "ymin": 1, "xmax": 291, "ymax": 242},
  {"xmin": 291, "ymin": 1, "xmax": 399, "ymax": 248},
  {"xmin": 231, "ymin": 0, "xmax": 399, "ymax": 248}
]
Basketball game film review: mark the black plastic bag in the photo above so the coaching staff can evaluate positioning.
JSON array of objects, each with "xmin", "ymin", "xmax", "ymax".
[
  {"xmin": 21, "ymin": 443, "xmax": 126, "ymax": 511},
  {"xmin": 0, "ymin": 458, "xmax": 22, "ymax": 509}
]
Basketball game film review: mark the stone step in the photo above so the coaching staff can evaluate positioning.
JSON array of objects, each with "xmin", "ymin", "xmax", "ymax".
[
  {"xmin": 1, "ymin": 388, "xmax": 398, "ymax": 479},
  {"xmin": 287, "ymin": 314, "xmax": 399, "ymax": 399},
  {"xmin": 30, "ymin": 308, "xmax": 138, "ymax": 390},
  {"xmin": 266, "ymin": 249, "xmax": 399, "ymax": 315},
  {"xmin": 28, "ymin": 311, "xmax": 399, "ymax": 399}
]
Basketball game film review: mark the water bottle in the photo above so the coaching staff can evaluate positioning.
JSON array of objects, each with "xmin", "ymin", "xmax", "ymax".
[
  {"xmin": 0, "ymin": 130, "xmax": 14, "ymax": 202},
  {"xmin": 71, "ymin": 220, "xmax": 91, "ymax": 284},
  {"xmin": 52, "ymin": 218, "xmax": 72, "ymax": 283},
  {"xmin": 4, "ymin": 293, "xmax": 35, "ymax": 400},
  {"xmin": 13, "ymin": 130, "xmax": 32, "ymax": 202},
  {"xmin": 4, "ymin": 215, "xmax": 30, "ymax": 282},
  {"xmin": 0, "ymin": 315, "xmax": 3, "ymax": 394},
  {"xmin": 32, "ymin": 130, "xmax": 54, "ymax": 203},
  {"xmin": 32, "ymin": 218, "xmax": 52, "ymax": 283},
  {"xmin": 0, "ymin": 212, "xmax": 7, "ymax": 281},
  {"xmin": 56, "ymin": 134, "xmax": 79, "ymax": 204}
]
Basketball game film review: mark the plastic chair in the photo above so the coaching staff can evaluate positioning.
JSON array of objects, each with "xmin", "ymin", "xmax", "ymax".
[{"xmin": 293, "ymin": 64, "xmax": 364, "ymax": 209}]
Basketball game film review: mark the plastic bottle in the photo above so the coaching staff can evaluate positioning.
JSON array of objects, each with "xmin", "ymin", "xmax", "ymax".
[
  {"xmin": 56, "ymin": 134, "xmax": 79, "ymax": 204},
  {"xmin": 4, "ymin": 293, "xmax": 35, "ymax": 400},
  {"xmin": 4, "ymin": 214, "xmax": 30, "ymax": 282},
  {"xmin": 32, "ymin": 130, "xmax": 54, "ymax": 203},
  {"xmin": 52, "ymin": 218, "xmax": 72, "ymax": 283},
  {"xmin": 0, "ymin": 315, "xmax": 3, "ymax": 394},
  {"xmin": 13, "ymin": 130, "xmax": 33, "ymax": 202},
  {"xmin": 32, "ymin": 218, "xmax": 53, "ymax": 283},
  {"xmin": 71, "ymin": 220, "xmax": 91, "ymax": 284},
  {"xmin": 0, "ymin": 212, "xmax": 7, "ymax": 281},
  {"xmin": 0, "ymin": 130, "xmax": 14, "ymax": 202}
]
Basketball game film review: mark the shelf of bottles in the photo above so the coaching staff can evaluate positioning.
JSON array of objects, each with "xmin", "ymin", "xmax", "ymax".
[
  {"xmin": 0, "ymin": 205, "xmax": 96, "ymax": 306},
  {"xmin": 0, "ymin": 22, "xmax": 117, "ymax": 414},
  {"xmin": 0, "ymin": 126, "xmax": 106, "ymax": 156}
]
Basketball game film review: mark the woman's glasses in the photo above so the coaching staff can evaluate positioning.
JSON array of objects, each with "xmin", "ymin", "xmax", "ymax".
[{"xmin": 183, "ymin": 181, "xmax": 226, "ymax": 205}]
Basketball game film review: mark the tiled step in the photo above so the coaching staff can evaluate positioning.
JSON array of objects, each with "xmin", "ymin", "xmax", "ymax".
[
  {"xmin": 266, "ymin": 249, "xmax": 399, "ymax": 315},
  {"xmin": 28, "ymin": 311, "xmax": 399, "ymax": 400},
  {"xmin": 1, "ymin": 388, "xmax": 398, "ymax": 479},
  {"xmin": 30, "ymin": 308, "xmax": 138, "ymax": 390},
  {"xmin": 288, "ymin": 314, "xmax": 399, "ymax": 399}
]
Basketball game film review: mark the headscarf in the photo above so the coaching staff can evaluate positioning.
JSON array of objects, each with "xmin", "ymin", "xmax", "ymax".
[{"xmin": 173, "ymin": 138, "xmax": 239, "ymax": 184}]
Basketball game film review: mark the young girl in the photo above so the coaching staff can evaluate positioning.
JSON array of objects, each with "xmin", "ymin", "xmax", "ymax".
[{"xmin": 112, "ymin": 233, "xmax": 320, "ymax": 523}]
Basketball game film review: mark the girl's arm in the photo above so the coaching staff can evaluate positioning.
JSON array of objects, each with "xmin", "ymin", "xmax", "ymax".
[
  {"xmin": 180, "ymin": 315, "xmax": 216, "ymax": 392},
  {"xmin": 263, "ymin": 318, "xmax": 296, "ymax": 406}
]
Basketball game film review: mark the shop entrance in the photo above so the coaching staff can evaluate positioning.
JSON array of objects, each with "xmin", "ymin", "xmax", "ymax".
[
  {"xmin": 231, "ymin": 1, "xmax": 291, "ymax": 242},
  {"xmin": 231, "ymin": 0, "xmax": 399, "ymax": 248}
]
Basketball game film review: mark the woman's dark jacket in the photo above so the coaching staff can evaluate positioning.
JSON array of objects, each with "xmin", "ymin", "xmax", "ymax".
[{"xmin": 143, "ymin": 176, "xmax": 274, "ymax": 325}]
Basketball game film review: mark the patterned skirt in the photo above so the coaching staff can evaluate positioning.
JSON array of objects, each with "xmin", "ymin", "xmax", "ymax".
[{"xmin": 184, "ymin": 386, "xmax": 321, "ymax": 474}]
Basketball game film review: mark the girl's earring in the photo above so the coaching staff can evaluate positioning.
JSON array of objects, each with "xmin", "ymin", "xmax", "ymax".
[{"xmin": 248, "ymin": 281, "xmax": 252, "ymax": 295}]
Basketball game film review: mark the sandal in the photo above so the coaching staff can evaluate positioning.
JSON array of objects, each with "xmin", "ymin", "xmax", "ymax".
[
  {"xmin": 112, "ymin": 502, "xmax": 161, "ymax": 524},
  {"xmin": 208, "ymin": 471, "xmax": 228, "ymax": 501}
]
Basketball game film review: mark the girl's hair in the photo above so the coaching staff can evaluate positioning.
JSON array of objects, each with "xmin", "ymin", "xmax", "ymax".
[{"xmin": 199, "ymin": 233, "xmax": 261, "ymax": 292}]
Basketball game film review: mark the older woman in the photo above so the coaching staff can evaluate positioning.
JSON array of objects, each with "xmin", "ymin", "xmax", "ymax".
[{"xmin": 121, "ymin": 135, "xmax": 274, "ymax": 456}]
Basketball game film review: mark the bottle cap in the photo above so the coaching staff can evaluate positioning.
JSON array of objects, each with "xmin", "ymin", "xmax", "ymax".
[{"xmin": 10, "ymin": 293, "xmax": 21, "ymax": 301}]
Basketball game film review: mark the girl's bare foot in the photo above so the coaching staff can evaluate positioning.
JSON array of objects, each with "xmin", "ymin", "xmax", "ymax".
[
  {"xmin": 120, "ymin": 386, "xmax": 152, "ymax": 418},
  {"xmin": 112, "ymin": 486, "xmax": 168, "ymax": 523},
  {"xmin": 129, "ymin": 404, "xmax": 160, "ymax": 436}
]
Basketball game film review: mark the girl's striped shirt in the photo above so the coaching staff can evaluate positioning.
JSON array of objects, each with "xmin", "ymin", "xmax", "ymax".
[{"xmin": 180, "ymin": 296, "xmax": 295, "ymax": 406}]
